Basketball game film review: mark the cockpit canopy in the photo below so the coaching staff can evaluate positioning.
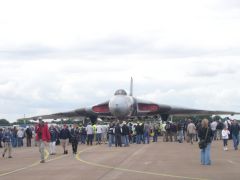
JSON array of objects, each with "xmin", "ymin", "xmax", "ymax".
[{"xmin": 114, "ymin": 89, "xmax": 127, "ymax": 96}]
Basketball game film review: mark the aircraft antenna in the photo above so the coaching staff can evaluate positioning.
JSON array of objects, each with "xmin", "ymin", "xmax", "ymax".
[{"xmin": 130, "ymin": 77, "xmax": 133, "ymax": 96}]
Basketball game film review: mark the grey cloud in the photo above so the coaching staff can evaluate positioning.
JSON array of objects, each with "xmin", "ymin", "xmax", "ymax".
[
  {"xmin": 187, "ymin": 62, "xmax": 240, "ymax": 77},
  {"xmin": 0, "ymin": 45, "xmax": 56, "ymax": 60},
  {"xmin": 1, "ymin": 36, "xmax": 240, "ymax": 61}
]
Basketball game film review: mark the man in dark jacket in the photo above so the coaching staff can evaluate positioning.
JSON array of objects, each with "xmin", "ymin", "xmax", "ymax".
[
  {"xmin": 122, "ymin": 122, "xmax": 130, "ymax": 147},
  {"xmin": 231, "ymin": 120, "xmax": 240, "ymax": 150},
  {"xmin": 25, "ymin": 126, "xmax": 32, "ymax": 147},
  {"xmin": 70, "ymin": 123, "xmax": 80, "ymax": 154},
  {"xmin": 60, "ymin": 124, "xmax": 70, "ymax": 154},
  {"xmin": 114, "ymin": 123, "xmax": 122, "ymax": 147}
]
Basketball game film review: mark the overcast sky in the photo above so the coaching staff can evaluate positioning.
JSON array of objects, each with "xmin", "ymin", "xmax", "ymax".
[{"xmin": 1, "ymin": 0, "xmax": 240, "ymax": 122}]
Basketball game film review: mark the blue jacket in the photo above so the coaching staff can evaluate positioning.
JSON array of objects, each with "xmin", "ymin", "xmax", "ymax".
[{"xmin": 3, "ymin": 131, "xmax": 13, "ymax": 142}]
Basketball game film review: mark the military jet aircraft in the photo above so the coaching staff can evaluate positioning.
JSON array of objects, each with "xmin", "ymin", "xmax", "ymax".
[{"xmin": 21, "ymin": 78, "xmax": 240, "ymax": 123}]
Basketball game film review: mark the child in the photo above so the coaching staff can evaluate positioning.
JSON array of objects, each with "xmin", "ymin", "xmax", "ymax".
[{"xmin": 222, "ymin": 126, "xmax": 230, "ymax": 151}]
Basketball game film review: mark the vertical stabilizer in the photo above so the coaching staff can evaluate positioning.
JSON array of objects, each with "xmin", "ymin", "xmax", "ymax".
[{"xmin": 130, "ymin": 77, "xmax": 133, "ymax": 96}]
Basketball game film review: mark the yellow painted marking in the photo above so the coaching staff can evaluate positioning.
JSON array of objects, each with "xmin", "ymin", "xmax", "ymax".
[
  {"xmin": 76, "ymin": 149, "xmax": 209, "ymax": 180},
  {"xmin": 44, "ymin": 148, "xmax": 49, "ymax": 160},
  {"xmin": 0, "ymin": 150, "xmax": 67, "ymax": 177}
]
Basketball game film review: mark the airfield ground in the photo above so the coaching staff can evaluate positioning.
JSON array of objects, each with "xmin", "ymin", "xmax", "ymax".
[{"xmin": 0, "ymin": 138, "xmax": 239, "ymax": 180}]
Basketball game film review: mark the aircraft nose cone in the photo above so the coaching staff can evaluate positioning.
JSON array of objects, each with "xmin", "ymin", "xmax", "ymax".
[{"xmin": 109, "ymin": 96, "xmax": 129, "ymax": 118}]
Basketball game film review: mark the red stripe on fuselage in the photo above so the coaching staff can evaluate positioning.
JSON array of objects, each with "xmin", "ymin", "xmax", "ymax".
[
  {"xmin": 92, "ymin": 104, "xmax": 110, "ymax": 113},
  {"xmin": 138, "ymin": 103, "xmax": 159, "ymax": 112}
]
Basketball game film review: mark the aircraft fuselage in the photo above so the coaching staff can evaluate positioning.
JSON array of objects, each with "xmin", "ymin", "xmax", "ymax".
[{"xmin": 109, "ymin": 95, "xmax": 134, "ymax": 119}]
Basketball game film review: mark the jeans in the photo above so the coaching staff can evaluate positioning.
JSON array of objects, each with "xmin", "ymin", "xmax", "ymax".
[
  {"xmin": 108, "ymin": 134, "xmax": 114, "ymax": 147},
  {"xmin": 201, "ymin": 143, "xmax": 211, "ymax": 165},
  {"xmin": 136, "ymin": 135, "xmax": 141, "ymax": 144},
  {"xmin": 12, "ymin": 137, "xmax": 17, "ymax": 147},
  {"xmin": 96, "ymin": 133, "xmax": 102, "ymax": 144},
  {"xmin": 122, "ymin": 135, "xmax": 129, "ymax": 146},
  {"xmin": 144, "ymin": 132, "xmax": 150, "ymax": 144},
  {"xmin": 232, "ymin": 134, "xmax": 239, "ymax": 150},
  {"xmin": 178, "ymin": 130, "xmax": 184, "ymax": 143},
  {"xmin": 17, "ymin": 137, "xmax": 23, "ymax": 147},
  {"xmin": 81, "ymin": 135, "xmax": 86, "ymax": 144},
  {"xmin": 87, "ymin": 134, "xmax": 93, "ymax": 145}
]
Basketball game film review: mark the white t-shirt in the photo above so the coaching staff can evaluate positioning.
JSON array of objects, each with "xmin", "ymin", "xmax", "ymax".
[
  {"xmin": 86, "ymin": 125, "xmax": 93, "ymax": 135},
  {"xmin": 210, "ymin": 121, "xmax": 218, "ymax": 131},
  {"xmin": 222, "ymin": 129, "xmax": 230, "ymax": 139},
  {"xmin": 96, "ymin": 125, "xmax": 103, "ymax": 134}
]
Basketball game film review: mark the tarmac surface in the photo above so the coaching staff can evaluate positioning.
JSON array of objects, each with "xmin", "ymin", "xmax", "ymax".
[{"xmin": 0, "ymin": 138, "xmax": 240, "ymax": 180}]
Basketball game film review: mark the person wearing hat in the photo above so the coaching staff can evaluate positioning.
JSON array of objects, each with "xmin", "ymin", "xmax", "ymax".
[{"xmin": 35, "ymin": 117, "xmax": 50, "ymax": 163}]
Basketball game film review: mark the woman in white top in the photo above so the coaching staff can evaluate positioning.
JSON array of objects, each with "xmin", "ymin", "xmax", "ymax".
[{"xmin": 222, "ymin": 126, "xmax": 230, "ymax": 151}]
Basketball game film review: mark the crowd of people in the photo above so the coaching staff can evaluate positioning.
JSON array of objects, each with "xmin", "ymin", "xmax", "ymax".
[{"xmin": 0, "ymin": 117, "xmax": 239, "ymax": 165}]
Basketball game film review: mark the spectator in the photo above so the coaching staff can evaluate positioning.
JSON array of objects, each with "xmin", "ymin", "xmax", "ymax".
[
  {"xmin": 122, "ymin": 121, "xmax": 130, "ymax": 146},
  {"xmin": 107, "ymin": 123, "xmax": 115, "ymax": 147},
  {"xmin": 2, "ymin": 128, "xmax": 13, "ymax": 158},
  {"xmin": 25, "ymin": 126, "xmax": 32, "ymax": 147},
  {"xmin": 0, "ymin": 128, "xmax": 3, "ymax": 148},
  {"xmin": 222, "ymin": 126, "xmax": 230, "ymax": 151},
  {"xmin": 187, "ymin": 120, "xmax": 196, "ymax": 144},
  {"xmin": 59, "ymin": 124, "xmax": 70, "ymax": 154},
  {"xmin": 35, "ymin": 118, "xmax": 50, "ymax": 163},
  {"xmin": 49, "ymin": 125, "xmax": 58, "ymax": 155},
  {"xmin": 230, "ymin": 120, "xmax": 240, "ymax": 150},
  {"xmin": 86, "ymin": 123, "xmax": 94, "ymax": 146},
  {"xmin": 114, "ymin": 123, "xmax": 122, "ymax": 147},
  {"xmin": 96, "ymin": 124, "xmax": 103, "ymax": 145},
  {"xmin": 70, "ymin": 123, "xmax": 80, "ymax": 154},
  {"xmin": 198, "ymin": 119, "xmax": 213, "ymax": 165}
]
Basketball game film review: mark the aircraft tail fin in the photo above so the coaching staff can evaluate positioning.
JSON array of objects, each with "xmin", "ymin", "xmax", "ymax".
[{"xmin": 130, "ymin": 77, "xmax": 133, "ymax": 96}]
